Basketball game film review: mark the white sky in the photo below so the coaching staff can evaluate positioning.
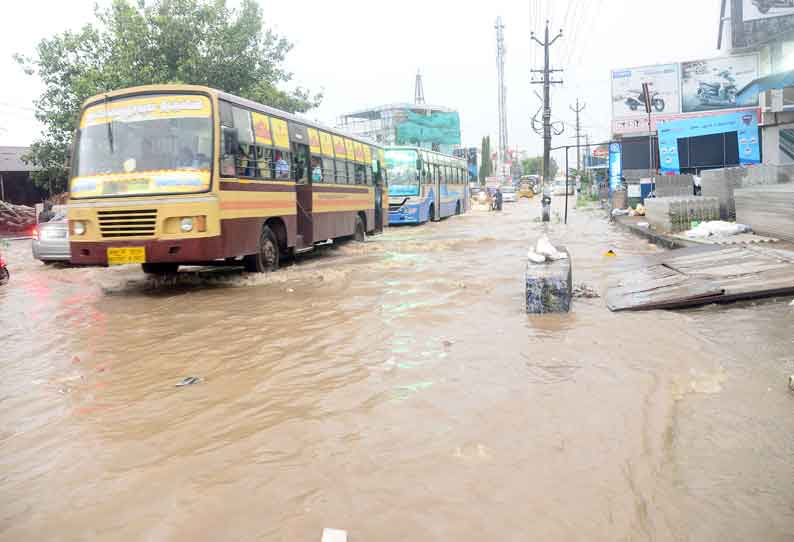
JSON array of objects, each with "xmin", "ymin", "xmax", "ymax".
[{"xmin": 0, "ymin": 0, "xmax": 721, "ymax": 163}]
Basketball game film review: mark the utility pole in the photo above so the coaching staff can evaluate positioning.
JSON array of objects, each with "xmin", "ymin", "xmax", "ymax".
[
  {"xmin": 531, "ymin": 21, "xmax": 563, "ymax": 222},
  {"xmin": 495, "ymin": 17, "xmax": 508, "ymax": 177},
  {"xmin": 570, "ymin": 99, "xmax": 585, "ymax": 175}
]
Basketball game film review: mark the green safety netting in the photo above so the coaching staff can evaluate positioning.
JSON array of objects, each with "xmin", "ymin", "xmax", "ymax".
[{"xmin": 395, "ymin": 110, "xmax": 461, "ymax": 145}]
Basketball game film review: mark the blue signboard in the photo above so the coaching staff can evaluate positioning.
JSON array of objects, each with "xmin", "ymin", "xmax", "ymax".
[
  {"xmin": 608, "ymin": 143, "xmax": 622, "ymax": 191},
  {"xmin": 658, "ymin": 110, "xmax": 760, "ymax": 174}
]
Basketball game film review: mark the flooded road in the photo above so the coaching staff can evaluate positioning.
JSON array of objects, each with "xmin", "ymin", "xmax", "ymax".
[{"xmin": 1, "ymin": 198, "xmax": 793, "ymax": 541}]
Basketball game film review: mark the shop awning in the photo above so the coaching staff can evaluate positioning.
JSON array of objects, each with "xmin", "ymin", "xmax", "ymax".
[{"xmin": 737, "ymin": 69, "xmax": 794, "ymax": 105}]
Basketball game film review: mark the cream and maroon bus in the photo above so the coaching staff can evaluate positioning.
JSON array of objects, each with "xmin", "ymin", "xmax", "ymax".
[{"xmin": 67, "ymin": 84, "xmax": 387, "ymax": 273}]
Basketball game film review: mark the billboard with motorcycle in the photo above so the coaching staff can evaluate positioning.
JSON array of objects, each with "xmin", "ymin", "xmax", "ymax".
[
  {"xmin": 743, "ymin": 0, "xmax": 794, "ymax": 20},
  {"xmin": 680, "ymin": 53, "xmax": 759, "ymax": 113},
  {"xmin": 611, "ymin": 63, "xmax": 680, "ymax": 120}
]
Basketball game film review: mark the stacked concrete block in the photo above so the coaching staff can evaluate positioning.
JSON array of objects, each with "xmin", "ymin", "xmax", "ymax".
[
  {"xmin": 644, "ymin": 196, "xmax": 720, "ymax": 233},
  {"xmin": 701, "ymin": 165, "xmax": 793, "ymax": 220},
  {"xmin": 735, "ymin": 184, "xmax": 794, "ymax": 243},
  {"xmin": 654, "ymin": 175, "xmax": 694, "ymax": 198}
]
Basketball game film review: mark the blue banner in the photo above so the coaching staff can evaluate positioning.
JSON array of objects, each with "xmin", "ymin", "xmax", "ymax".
[
  {"xmin": 658, "ymin": 110, "xmax": 760, "ymax": 174},
  {"xmin": 609, "ymin": 143, "xmax": 622, "ymax": 191}
]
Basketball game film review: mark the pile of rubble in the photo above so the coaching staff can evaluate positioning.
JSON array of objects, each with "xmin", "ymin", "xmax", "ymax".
[{"xmin": 0, "ymin": 201, "xmax": 36, "ymax": 234}]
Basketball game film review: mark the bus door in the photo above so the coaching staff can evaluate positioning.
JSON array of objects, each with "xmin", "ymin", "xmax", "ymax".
[
  {"xmin": 292, "ymin": 142, "xmax": 312, "ymax": 247},
  {"xmin": 373, "ymin": 161, "xmax": 384, "ymax": 234},
  {"xmin": 433, "ymin": 164, "xmax": 441, "ymax": 221}
]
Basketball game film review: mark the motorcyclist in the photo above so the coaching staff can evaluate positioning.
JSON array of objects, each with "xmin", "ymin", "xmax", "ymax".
[{"xmin": 495, "ymin": 188, "xmax": 503, "ymax": 211}]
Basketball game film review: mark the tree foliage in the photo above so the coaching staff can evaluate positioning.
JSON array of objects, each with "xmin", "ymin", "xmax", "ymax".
[
  {"xmin": 478, "ymin": 136, "xmax": 492, "ymax": 184},
  {"xmin": 16, "ymin": 0, "xmax": 321, "ymax": 193},
  {"xmin": 521, "ymin": 155, "xmax": 558, "ymax": 180}
]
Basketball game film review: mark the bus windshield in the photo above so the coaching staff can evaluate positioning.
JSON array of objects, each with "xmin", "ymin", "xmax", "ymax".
[
  {"xmin": 385, "ymin": 149, "xmax": 419, "ymax": 197},
  {"xmin": 70, "ymin": 94, "xmax": 213, "ymax": 198}
]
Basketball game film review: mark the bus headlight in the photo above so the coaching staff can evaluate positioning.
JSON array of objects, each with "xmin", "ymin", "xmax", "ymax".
[
  {"xmin": 180, "ymin": 217, "xmax": 194, "ymax": 232},
  {"xmin": 71, "ymin": 221, "xmax": 86, "ymax": 236}
]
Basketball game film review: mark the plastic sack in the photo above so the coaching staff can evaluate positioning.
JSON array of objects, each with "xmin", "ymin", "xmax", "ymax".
[{"xmin": 684, "ymin": 221, "xmax": 751, "ymax": 239}]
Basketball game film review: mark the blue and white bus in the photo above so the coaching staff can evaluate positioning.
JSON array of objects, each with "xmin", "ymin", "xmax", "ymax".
[{"xmin": 385, "ymin": 146, "xmax": 469, "ymax": 225}]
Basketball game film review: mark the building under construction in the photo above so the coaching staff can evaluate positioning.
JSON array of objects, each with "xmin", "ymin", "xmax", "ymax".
[{"xmin": 336, "ymin": 72, "xmax": 461, "ymax": 155}]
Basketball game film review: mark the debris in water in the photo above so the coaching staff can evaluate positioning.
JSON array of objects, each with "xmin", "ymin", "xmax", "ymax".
[
  {"xmin": 442, "ymin": 339, "xmax": 453, "ymax": 348},
  {"xmin": 286, "ymin": 288, "xmax": 295, "ymax": 293},
  {"xmin": 790, "ymin": 299, "xmax": 794, "ymax": 307},
  {"xmin": 789, "ymin": 375, "xmax": 794, "ymax": 392},
  {"xmin": 604, "ymin": 249, "xmax": 616, "ymax": 257},
  {"xmin": 572, "ymin": 284, "xmax": 600, "ymax": 298},
  {"xmin": 175, "ymin": 376, "xmax": 202, "ymax": 387},
  {"xmin": 321, "ymin": 528, "xmax": 347, "ymax": 542}
]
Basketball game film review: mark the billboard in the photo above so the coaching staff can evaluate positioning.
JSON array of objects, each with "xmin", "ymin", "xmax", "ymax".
[
  {"xmin": 657, "ymin": 110, "xmax": 760, "ymax": 174},
  {"xmin": 395, "ymin": 110, "xmax": 461, "ymax": 146},
  {"xmin": 680, "ymin": 54, "xmax": 759, "ymax": 113},
  {"xmin": 743, "ymin": 0, "xmax": 794, "ymax": 21},
  {"xmin": 611, "ymin": 63, "xmax": 680, "ymax": 120}
]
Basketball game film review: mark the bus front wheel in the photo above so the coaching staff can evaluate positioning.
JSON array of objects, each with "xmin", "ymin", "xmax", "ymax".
[{"xmin": 244, "ymin": 226, "xmax": 279, "ymax": 272}]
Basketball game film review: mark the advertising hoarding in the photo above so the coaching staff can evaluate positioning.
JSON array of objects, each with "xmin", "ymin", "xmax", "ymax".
[
  {"xmin": 657, "ymin": 110, "xmax": 760, "ymax": 174},
  {"xmin": 743, "ymin": 0, "xmax": 794, "ymax": 21},
  {"xmin": 680, "ymin": 53, "xmax": 759, "ymax": 113},
  {"xmin": 609, "ymin": 143, "xmax": 622, "ymax": 191},
  {"xmin": 611, "ymin": 63, "xmax": 680, "ymax": 120}
]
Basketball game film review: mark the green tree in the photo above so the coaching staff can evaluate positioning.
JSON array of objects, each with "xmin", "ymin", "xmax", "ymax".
[
  {"xmin": 16, "ymin": 0, "xmax": 321, "ymax": 194},
  {"xmin": 520, "ymin": 155, "xmax": 558, "ymax": 179},
  {"xmin": 478, "ymin": 136, "xmax": 492, "ymax": 184}
]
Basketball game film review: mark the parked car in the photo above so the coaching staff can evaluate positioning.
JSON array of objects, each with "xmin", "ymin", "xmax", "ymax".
[
  {"xmin": 32, "ymin": 212, "xmax": 70, "ymax": 263},
  {"xmin": 500, "ymin": 186, "xmax": 517, "ymax": 202},
  {"xmin": 552, "ymin": 180, "xmax": 574, "ymax": 196}
]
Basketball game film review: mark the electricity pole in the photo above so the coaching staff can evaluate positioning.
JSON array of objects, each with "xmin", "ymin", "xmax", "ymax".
[
  {"xmin": 495, "ymin": 17, "xmax": 508, "ymax": 177},
  {"xmin": 570, "ymin": 99, "xmax": 585, "ymax": 175},
  {"xmin": 531, "ymin": 21, "xmax": 563, "ymax": 222}
]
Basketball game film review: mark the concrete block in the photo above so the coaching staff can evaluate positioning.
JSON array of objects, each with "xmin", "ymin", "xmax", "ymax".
[
  {"xmin": 644, "ymin": 196, "xmax": 719, "ymax": 233},
  {"xmin": 701, "ymin": 165, "xmax": 793, "ymax": 220},
  {"xmin": 735, "ymin": 184, "xmax": 794, "ymax": 242},
  {"xmin": 526, "ymin": 247, "xmax": 572, "ymax": 314},
  {"xmin": 654, "ymin": 174, "xmax": 694, "ymax": 197}
]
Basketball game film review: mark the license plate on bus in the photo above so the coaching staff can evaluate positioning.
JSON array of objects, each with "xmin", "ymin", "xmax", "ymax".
[{"xmin": 107, "ymin": 247, "xmax": 146, "ymax": 266}]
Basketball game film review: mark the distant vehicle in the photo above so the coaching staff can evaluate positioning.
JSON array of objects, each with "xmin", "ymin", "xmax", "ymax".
[
  {"xmin": 553, "ymin": 180, "xmax": 574, "ymax": 196},
  {"xmin": 387, "ymin": 147, "xmax": 468, "ymax": 224},
  {"xmin": 500, "ymin": 186, "xmax": 517, "ymax": 203},
  {"xmin": 32, "ymin": 211, "xmax": 71, "ymax": 263},
  {"xmin": 518, "ymin": 180, "xmax": 534, "ymax": 199}
]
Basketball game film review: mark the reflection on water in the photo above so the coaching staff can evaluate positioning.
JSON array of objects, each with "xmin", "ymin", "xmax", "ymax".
[{"xmin": 1, "ymin": 199, "xmax": 793, "ymax": 541}]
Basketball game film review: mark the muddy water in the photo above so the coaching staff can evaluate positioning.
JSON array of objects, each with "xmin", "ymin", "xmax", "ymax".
[{"xmin": 1, "ymin": 198, "xmax": 793, "ymax": 541}]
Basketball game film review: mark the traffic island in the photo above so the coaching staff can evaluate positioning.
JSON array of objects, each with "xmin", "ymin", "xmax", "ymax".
[{"xmin": 525, "ymin": 236, "xmax": 572, "ymax": 314}]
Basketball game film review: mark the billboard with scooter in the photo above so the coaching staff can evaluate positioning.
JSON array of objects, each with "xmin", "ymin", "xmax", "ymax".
[
  {"xmin": 611, "ymin": 63, "xmax": 680, "ymax": 121},
  {"xmin": 743, "ymin": 0, "xmax": 794, "ymax": 21},
  {"xmin": 680, "ymin": 53, "xmax": 759, "ymax": 113}
]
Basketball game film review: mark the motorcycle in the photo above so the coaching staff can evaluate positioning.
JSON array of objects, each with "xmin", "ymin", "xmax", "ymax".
[
  {"xmin": 0, "ymin": 247, "xmax": 9, "ymax": 286},
  {"xmin": 696, "ymin": 70, "xmax": 737, "ymax": 107},
  {"xmin": 625, "ymin": 88, "xmax": 665, "ymax": 113},
  {"xmin": 753, "ymin": 0, "xmax": 794, "ymax": 14}
]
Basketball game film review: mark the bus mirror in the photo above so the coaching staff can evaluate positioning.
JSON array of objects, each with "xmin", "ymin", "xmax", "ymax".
[
  {"xmin": 416, "ymin": 158, "xmax": 423, "ymax": 170},
  {"xmin": 222, "ymin": 126, "xmax": 239, "ymax": 155}
]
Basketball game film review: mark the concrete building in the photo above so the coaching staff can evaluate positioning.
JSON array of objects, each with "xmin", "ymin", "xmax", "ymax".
[
  {"xmin": 0, "ymin": 146, "xmax": 46, "ymax": 205},
  {"xmin": 719, "ymin": 0, "xmax": 794, "ymax": 166},
  {"xmin": 336, "ymin": 102, "xmax": 461, "ymax": 156}
]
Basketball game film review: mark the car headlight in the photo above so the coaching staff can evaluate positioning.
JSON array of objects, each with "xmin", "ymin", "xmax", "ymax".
[
  {"xmin": 72, "ymin": 221, "xmax": 86, "ymax": 236},
  {"xmin": 180, "ymin": 217, "xmax": 194, "ymax": 232}
]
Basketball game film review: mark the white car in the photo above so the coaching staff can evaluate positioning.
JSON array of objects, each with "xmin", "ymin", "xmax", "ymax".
[
  {"xmin": 552, "ymin": 180, "xmax": 574, "ymax": 195},
  {"xmin": 500, "ymin": 186, "xmax": 517, "ymax": 202}
]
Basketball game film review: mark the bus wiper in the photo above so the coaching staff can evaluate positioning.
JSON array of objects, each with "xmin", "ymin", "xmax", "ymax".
[{"xmin": 104, "ymin": 93, "xmax": 114, "ymax": 153}]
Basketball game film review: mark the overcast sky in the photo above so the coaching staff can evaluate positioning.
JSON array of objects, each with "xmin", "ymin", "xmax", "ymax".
[{"xmin": 0, "ymin": 0, "xmax": 721, "ymax": 164}]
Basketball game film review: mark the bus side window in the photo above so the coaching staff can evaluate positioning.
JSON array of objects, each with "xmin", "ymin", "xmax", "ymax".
[
  {"xmin": 273, "ymin": 150, "xmax": 291, "ymax": 179},
  {"xmin": 322, "ymin": 157, "xmax": 335, "ymax": 183},
  {"xmin": 311, "ymin": 156, "xmax": 323, "ymax": 183},
  {"xmin": 334, "ymin": 160, "xmax": 346, "ymax": 184},
  {"xmin": 355, "ymin": 164, "xmax": 365, "ymax": 185},
  {"xmin": 231, "ymin": 106, "xmax": 255, "ymax": 178},
  {"xmin": 255, "ymin": 146, "xmax": 273, "ymax": 179}
]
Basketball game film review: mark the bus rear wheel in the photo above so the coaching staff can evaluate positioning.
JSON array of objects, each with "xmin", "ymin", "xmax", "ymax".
[
  {"xmin": 142, "ymin": 263, "xmax": 179, "ymax": 275},
  {"xmin": 244, "ymin": 226, "xmax": 279, "ymax": 272},
  {"xmin": 354, "ymin": 215, "xmax": 367, "ymax": 242}
]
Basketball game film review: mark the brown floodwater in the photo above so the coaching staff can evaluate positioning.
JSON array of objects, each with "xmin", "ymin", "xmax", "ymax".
[{"xmin": 1, "ymin": 198, "xmax": 793, "ymax": 541}]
